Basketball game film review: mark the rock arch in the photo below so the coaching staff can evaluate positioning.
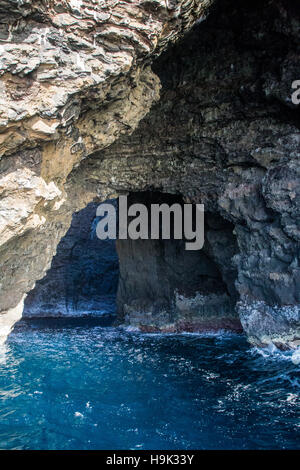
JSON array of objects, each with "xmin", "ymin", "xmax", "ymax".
[{"xmin": 0, "ymin": 0, "xmax": 299, "ymax": 347}]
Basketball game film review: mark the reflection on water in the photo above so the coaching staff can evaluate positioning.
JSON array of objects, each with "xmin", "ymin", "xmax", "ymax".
[{"xmin": 0, "ymin": 319, "xmax": 299, "ymax": 450}]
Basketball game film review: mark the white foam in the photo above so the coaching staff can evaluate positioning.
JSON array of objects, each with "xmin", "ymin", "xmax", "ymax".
[
  {"xmin": 253, "ymin": 343, "xmax": 300, "ymax": 367},
  {"xmin": 292, "ymin": 348, "xmax": 300, "ymax": 365}
]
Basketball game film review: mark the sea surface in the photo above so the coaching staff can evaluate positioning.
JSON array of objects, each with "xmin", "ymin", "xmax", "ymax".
[{"xmin": 0, "ymin": 318, "xmax": 299, "ymax": 450}]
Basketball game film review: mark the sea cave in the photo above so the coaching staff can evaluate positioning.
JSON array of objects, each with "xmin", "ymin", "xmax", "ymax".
[{"xmin": 0, "ymin": 0, "xmax": 299, "ymax": 452}]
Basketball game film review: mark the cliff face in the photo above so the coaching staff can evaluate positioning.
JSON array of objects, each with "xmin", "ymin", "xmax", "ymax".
[
  {"xmin": 0, "ymin": 0, "xmax": 213, "ymax": 341},
  {"xmin": 0, "ymin": 0, "xmax": 299, "ymax": 347}
]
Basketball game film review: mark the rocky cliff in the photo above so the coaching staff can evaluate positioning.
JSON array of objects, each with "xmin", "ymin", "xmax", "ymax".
[
  {"xmin": 23, "ymin": 201, "xmax": 119, "ymax": 317},
  {"xmin": 0, "ymin": 0, "xmax": 299, "ymax": 348},
  {"xmin": 0, "ymin": 0, "xmax": 213, "ymax": 341}
]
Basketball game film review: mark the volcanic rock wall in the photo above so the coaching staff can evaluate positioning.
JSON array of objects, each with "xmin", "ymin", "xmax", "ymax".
[
  {"xmin": 0, "ymin": 0, "xmax": 299, "ymax": 347},
  {"xmin": 0, "ymin": 0, "xmax": 213, "ymax": 341},
  {"xmin": 67, "ymin": 0, "xmax": 300, "ymax": 347}
]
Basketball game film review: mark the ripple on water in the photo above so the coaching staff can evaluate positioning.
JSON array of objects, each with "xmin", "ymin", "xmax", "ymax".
[{"xmin": 0, "ymin": 320, "xmax": 298, "ymax": 450}]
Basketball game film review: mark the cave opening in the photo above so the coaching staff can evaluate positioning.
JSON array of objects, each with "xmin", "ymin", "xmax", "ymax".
[
  {"xmin": 23, "ymin": 200, "xmax": 119, "ymax": 324},
  {"xmin": 23, "ymin": 191, "xmax": 241, "ymax": 333},
  {"xmin": 116, "ymin": 191, "xmax": 241, "ymax": 332}
]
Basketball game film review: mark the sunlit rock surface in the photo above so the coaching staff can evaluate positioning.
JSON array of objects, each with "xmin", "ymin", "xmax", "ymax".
[{"xmin": 116, "ymin": 192, "xmax": 241, "ymax": 333}]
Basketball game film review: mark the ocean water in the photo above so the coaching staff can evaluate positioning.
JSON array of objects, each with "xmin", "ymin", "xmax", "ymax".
[{"xmin": 0, "ymin": 318, "xmax": 299, "ymax": 450}]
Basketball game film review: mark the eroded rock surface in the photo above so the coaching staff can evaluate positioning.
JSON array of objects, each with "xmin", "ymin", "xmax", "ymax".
[
  {"xmin": 23, "ymin": 202, "xmax": 118, "ymax": 317},
  {"xmin": 0, "ymin": 0, "xmax": 299, "ymax": 347},
  {"xmin": 0, "ymin": 0, "xmax": 213, "ymax": 340},
  {"xmin": 116, "ymin": 192, "xmax": 241, "ymax": 333},
  {"xmin": 67, "ymin": 0, "xmax": 300, "ymax": 346}
]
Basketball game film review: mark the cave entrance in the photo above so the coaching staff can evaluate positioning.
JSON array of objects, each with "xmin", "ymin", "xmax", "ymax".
[
  {"xmin": 116, "ymin": 191, "xmax": 241, "ymax": 332},
  {"xmin": 23, "ymin": 201, "xmax": 119, "ymax": 324},
  {"xmin": 23, "ymin": 191, "xmax": 241, "ymax": 333}
]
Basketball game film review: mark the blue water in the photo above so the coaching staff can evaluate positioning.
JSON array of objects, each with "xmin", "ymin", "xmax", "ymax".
[{"xmin": 0, "ymin": 319, "xmax": 299, "ymax": 450}]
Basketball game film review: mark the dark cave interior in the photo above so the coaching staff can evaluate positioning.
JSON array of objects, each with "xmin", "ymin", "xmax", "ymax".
[{"xmin": 23, "ymin": 193, "xmax": 240, "ymax": 333}]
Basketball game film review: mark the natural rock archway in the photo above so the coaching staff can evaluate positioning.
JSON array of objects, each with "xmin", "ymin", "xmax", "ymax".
[
  {"xmin": 0, "ymin": 0, "xmax": 214, "ymax": 341},
  {"xmin": 0, "ymin": 0, "xmax": 299, "ymax": 347},
  {"xmin": 116, "ymin": 191, "xmax": 240, "ymax": 333}
]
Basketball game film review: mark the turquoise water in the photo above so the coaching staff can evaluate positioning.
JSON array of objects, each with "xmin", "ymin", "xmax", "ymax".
[{"xmin": 0, "ymin": 319, "xmax": 299, "ymax": 450}]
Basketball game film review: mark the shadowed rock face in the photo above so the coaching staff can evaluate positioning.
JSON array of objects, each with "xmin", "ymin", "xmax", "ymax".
[
  {"xmin": 66, "ymin": 0, "xmax": 299, "ymax": 347},
  {"xmin": 23, "ymin": 202, "xmax": 119, "ymax": 317},
  {"xmin": 116, "ymin": 192, "xmax": 241, "ymax": 333},
  {"xmin": 0, "ymin": 0, "xmax": 214, "ymax": 340},
  {"xmin": 0, "ymin": 0, "xmax": 299, "ymax": 347}
]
